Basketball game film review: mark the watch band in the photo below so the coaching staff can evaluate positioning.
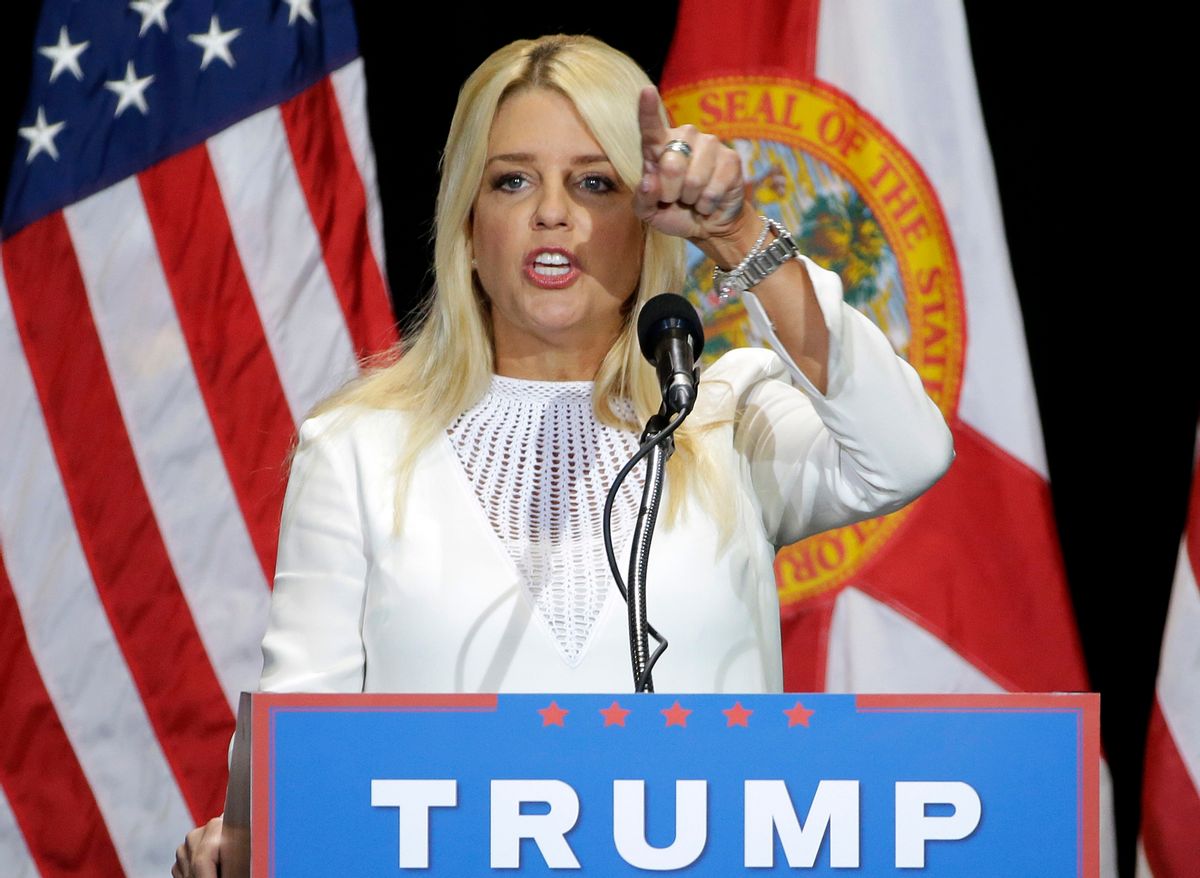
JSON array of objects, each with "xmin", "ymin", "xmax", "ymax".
[{"xmin": 712, "ymin": 217, "xmax": 800, "ymax": 298}]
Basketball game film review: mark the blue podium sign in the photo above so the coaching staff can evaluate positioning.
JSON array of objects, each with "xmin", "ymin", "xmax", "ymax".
[{"xmin": 224, "ymin": 692, "xmax": 1099, "ymax": 876}]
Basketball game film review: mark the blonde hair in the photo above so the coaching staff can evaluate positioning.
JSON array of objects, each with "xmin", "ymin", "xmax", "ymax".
[{"xmin": 313, "ymin": 34, "xmax": 729, "ymax": 530}]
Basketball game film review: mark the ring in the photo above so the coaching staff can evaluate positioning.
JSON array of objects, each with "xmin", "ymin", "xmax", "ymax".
[{"xmin": 662, "ymin": 139, "xmax": 693, "ymax": 159}]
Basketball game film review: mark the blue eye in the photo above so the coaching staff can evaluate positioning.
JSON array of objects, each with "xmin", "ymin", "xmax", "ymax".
[
  {"xmin": 580, "ymin": 174, "xmax": 616, "ymax": 193},
  {"xmin": 494, "ymin": 173, "xmax": 527, "ymax": 192}
]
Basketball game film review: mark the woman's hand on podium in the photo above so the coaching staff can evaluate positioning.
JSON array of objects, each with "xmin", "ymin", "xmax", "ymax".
[{"xmin": 172, "ymin": 815, "xmax": 222, "ymax": 878}]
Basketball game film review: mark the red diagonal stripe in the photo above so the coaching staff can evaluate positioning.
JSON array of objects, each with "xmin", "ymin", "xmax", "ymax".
[
  {"xmin": 1141, "ymin": 700, "xmax": 1200, "ymax": 877},
  {"xmin": 138, "ymin": 145, "xmax": 295, "ymax": 584},
  {"xmin": 781, "ymin": 591, "xmax": 835, "ymax": 692},
  {"xmin": 845, "ymin": 420, "xmax": 1089, "ymax": 693},
  {"xmin": 1, "ymin": 215, "xmax": 233, "ymax": 822},
  {"xmin": 0, "ymin": 548, "xmax": 125, "ymax": 878},
  {"xmin": 662, "ymin": 0, "xmax": 821, "ymax": 89},
  {"xmin": 279, "ymin": 77, "xmax": 397, "ymax": 360}
]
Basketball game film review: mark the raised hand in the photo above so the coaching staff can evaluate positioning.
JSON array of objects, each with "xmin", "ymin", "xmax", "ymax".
[{"xmin": 634, "ymin": 85, "xmax": 748, "ymax": 243}]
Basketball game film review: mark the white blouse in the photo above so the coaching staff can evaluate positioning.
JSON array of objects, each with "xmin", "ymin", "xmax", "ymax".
[
  {"xmin": 445, "ymin": 375, "xmax": 644, "ymax": 668},
  {"xmin": 258, "ymin": 257, "xmax": 953, "ymax": 695}
]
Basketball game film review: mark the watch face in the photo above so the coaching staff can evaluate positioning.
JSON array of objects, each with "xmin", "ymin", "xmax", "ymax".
[{"xmin": 717, "ymin": 274, "xmax": 748, "ymax": 295}]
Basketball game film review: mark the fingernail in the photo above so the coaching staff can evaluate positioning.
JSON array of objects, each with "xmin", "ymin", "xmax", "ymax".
[{"xmin": 640, "ymin": 176, "xmax": 652, "ymax": 193}]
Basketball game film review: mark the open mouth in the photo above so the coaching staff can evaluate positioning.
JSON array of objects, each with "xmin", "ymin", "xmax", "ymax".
[
  {"xmin": 524, "ymin": 249, "xmax": 580, "ymax": 288},
  {"xmin": 531, "ymin": 252, "xmax": 572, "ymax": 277}
]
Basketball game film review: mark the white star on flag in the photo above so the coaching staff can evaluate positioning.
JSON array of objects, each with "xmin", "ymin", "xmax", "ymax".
[
  {"xmin": 17, "ymin": 106, "xmax": 66, "ymax": 163},
  {"xmin": 38, "ymin": 26, "xmax": 89, "ymax": 83},
  {"xmin": 283, "ymin": 0, "xmax": 317, "ymax": 26},
  {"xmin": 129, "ymin": 0, "xmax": 171, "ymax": 37},
  {"xmin": 104, "ymin": 61, "xmax": 155, "ymax": 117},
  {"xmin": 188, "ymin": 16, "xmax": 242, "ymax": 70}
]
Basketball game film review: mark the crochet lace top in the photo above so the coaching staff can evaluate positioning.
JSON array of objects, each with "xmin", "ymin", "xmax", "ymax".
[{"xmin": 446, "ymin": 375, "xmax": 644, "ymax": 666}]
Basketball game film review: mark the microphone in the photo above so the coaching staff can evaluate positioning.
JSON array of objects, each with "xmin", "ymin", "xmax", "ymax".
[{"xmin": 637, "ymin": 293, "xmax": 705, "ymax": 416}]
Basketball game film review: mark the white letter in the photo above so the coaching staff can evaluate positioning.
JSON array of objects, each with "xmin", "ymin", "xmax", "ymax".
[
  {"xmin": 612, "ymin": 779, "xmax": 707, "ymax": 870},
  {"xmin": 490, "ymin": 780, "xmax": 581, "ymax": 869},
  {"xmin": 371, "ymin": 779, "xmax": 457, "ymax": 869},
  {"xmin": 744, "ymin": 780, "xmax": 859, "ymax": 868},
  {"xmin": 895, "ymin": 781, "xmax": 982, "ymax": 868}
]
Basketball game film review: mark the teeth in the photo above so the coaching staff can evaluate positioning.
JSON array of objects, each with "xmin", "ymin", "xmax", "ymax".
[
  {"xmin": 533, "ymin": 265, "xmax": 571, "ymax": 276},
  {"xmin": 534, "ymin": 252, "xmax": 569, "ymax": 266}
]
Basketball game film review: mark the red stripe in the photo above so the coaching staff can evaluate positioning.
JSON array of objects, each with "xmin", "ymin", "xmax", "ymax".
[
  {"xmin": 279, "ymin": 77, "xmax": 397, "ymax": 360},
  {"xmin": 138, "ymin": 146, "xmax": 294, "ymax": 584},
  {"xmin": 1, "ymin": 216, "xmax": 233, "ymax": 822},
  {"xmin": 1081, "ymin": 694, "xmax": 1100, "ymax": 878},
  {"xmin": 780, "ymin": 591, "xmax": 835, "ymax": 692},
  {"xmin": 1186, "ymin": 445, "xmax": 1199, "ymax": 588},
  {"xmin": 260, "ymin": 693, "xmax": 499, "ymax": 709},
  {"xmin": 1141, "ymin": 701, "xmax": 1200, "ymax": 877},
  {"xmin": 856, "ymin": 693, "xmax": 1097, "ymax": 711},
  {"xmin": 252, "ymin": 695, "xmax": 271, "ymax": 878},
  {"xmin": 844, "ymin": 420, "xmax": 1089, "ymax": 693},
  {"xmin": 662, "ymin": 0, "xmax": 821, "ymax": 89},
  {"xmin": 0, "ymin": 548, "xmax": 125, "ymax": 878}
]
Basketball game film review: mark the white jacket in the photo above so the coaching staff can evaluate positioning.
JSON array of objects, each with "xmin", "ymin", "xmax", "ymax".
[{"xmin": 259, "ymin": 258, "xmax": 953, "ymax": 695}]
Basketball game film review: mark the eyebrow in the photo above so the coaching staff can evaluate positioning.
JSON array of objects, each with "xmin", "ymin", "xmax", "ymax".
[{"xmin": 485, "ymin": 152, "xmax": 612, "ymax": 166}]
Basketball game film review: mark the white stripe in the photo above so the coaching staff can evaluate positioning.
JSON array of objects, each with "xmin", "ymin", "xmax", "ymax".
[
  {"xmin": 0, "ymin": 264, "xmax": 193, "ymax": 877},
  {"xmin": 816, "ymin": 1, "xmax": 1048, "ymax": 477},
  {"xmin": 1135, "ymin": 839, "xmax": 1154, "ymax": 878},
  {"xmin": 63, "ymin": 179, "xmax": 270, "ymax": 707},
  {"xmin": 1157, "ymin": 538, "xmax": 1200, "ymax": 791},
  {"xmin": 207, "ymin": 106, "xmax": 360, "ymax": 422},
  {"xmin": 0, "ymin": 786, "xmax": 38, "ymax": 878},
  {"xmin": 331, "ymin": 58, "xmax": 388, "ymax": 283},
  {"xmin": 1099, "ymin": 761, "xmax": 1117, "ymax": 878},
  {"xmin": 824, "ymin": 586, "xmax": 1003, "ymax": 693}
]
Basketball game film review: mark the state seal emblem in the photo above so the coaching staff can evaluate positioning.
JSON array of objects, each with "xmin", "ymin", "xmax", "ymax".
[{"xmin": 663, "ymin": 77, "xmax": 966, "ymax": 608}]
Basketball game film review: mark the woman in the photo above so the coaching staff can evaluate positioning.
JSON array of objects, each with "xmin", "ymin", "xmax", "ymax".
[{"xmin": 174, "ymin": 33, "xmax": 952, "ymax": 877}]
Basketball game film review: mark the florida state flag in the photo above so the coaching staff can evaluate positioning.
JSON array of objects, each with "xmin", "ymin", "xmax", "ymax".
[{"xmin": 660, "ymin": 2, "xmax": 1116, "ymax": 872}]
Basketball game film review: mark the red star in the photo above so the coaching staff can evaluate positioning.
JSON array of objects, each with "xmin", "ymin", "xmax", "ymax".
[
  {"xmin": 538, "ymin": 701, "xmax": 568, "ymax": 727},
  {"xmin": 722, "ymin": 701, "xmax": 752, "ymax": 727},
  {"xmin": 784, "ymin": 700, "xmax": 814, "ymax": 728},
  {"xmin": 661, "ymin": 700, "xmax": 692, "ymax": 728},
  {"xmin": 599, "ymin": 701, "xmax": 631, "ymax": 727}
]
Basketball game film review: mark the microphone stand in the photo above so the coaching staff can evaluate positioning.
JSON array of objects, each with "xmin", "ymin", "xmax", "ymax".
[
  {"xmin": 625, "ymin": 408, "xmax": 674, "ymax": 693},
  {"xmin": 611, "ymin": 291, "xmax": 704, "ymax": 692}
]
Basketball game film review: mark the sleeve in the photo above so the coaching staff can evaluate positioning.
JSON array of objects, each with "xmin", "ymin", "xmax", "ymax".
[
  {"xmin": 257, "ymin": 412, "xmax": 369, "ymax": 693},
  {"xmin": 733, "ymin": 255, "xmax": 955, "ymax": 546}
]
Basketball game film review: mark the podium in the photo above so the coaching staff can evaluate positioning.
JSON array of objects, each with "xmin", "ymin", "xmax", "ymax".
[{"xmin": 223, "ymin": 692, "xmax": 1099, "ymax": 876}]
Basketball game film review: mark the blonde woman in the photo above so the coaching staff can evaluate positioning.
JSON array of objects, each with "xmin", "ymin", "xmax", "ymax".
[{"xmin": 173, "ymin": 34, "xmax": 951, "ymax": 878}]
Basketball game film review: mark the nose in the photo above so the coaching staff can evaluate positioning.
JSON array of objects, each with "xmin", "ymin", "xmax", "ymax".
[{"xmin": 532, "ymin": 179, "xmax": 571, "ymax": 230}]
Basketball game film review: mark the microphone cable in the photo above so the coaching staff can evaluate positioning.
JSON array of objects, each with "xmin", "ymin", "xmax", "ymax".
[{"xmin": 602, "ymin": 402, "xmax": 691, "ymax": 692}]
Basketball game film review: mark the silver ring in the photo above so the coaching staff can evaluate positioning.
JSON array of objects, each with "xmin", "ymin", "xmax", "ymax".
[{"xmin": 662, "ymin": 139, "xmax": 693, "ymax": 159}]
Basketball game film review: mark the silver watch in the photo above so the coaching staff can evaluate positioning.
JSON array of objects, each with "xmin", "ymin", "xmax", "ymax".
[{"xmin": 712, "ymin": 218, "xmax": 800, "ymax": 297}]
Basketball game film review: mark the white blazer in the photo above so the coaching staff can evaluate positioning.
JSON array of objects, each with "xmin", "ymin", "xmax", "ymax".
[{"xmin": 259, "ymin": 258, "xmax": 953, "ymax": 695}]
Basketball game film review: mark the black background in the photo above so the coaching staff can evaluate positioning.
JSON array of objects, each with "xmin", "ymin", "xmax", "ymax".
[{"xmin": 3, "ymin": 4, "xmax": 1196, "ymax": 875}]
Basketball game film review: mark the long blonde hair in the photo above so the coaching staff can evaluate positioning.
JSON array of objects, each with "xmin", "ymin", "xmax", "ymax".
[{"xmin": 314, "ymin": 34, "xmax": 728, "ymax": 529}]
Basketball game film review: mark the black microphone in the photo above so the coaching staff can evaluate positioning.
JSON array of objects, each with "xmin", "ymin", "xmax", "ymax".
[{"xmin": 637, "ymin": 293, "xmax": 705, "ymax": 415}]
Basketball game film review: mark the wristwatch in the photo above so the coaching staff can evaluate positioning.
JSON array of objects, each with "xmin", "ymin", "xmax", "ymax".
[{"xmin": 712, "ymin": 217, "xmax": 800, "ymax": 297}]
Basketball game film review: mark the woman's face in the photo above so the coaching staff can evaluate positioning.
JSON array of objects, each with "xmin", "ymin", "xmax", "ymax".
[{"xmin": 471, "ymin": 88, "xmax": 643, "ymax": 378}]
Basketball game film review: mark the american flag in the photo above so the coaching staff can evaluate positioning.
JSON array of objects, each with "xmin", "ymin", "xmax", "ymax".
[
  {"xmin": 0, "ymin": 1, "xmax": 395, "ymax": 874},
  {"xmin": 1137, "ymin": 425, "xmax": 1200, "ymax": 877}
]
